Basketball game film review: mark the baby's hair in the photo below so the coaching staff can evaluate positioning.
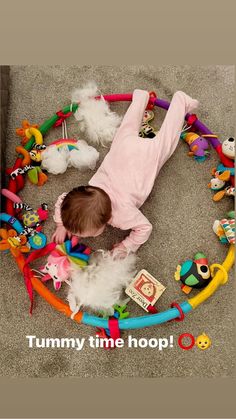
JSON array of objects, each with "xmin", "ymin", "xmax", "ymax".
[{"xmin": 61, "ymin": 185, "xmax": 112, "ymax": 234}]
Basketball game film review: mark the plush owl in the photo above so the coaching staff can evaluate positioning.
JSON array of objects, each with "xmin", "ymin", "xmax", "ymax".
[{"xmin": 175, "ymin": 252, "xmax": 212, "ymax": 294}]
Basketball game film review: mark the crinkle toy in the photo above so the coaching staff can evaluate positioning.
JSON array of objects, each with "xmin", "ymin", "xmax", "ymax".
[
  {"xmin": 181, "ymin": 132, "xmax": 211, "ymax": 161},
  {"xmin": 175, "ymin": 252, "xmax": 212, "ymax": 294},
  {"xmin": 213, "ymin": 211, "xmax": 235, "ymax": 244}
]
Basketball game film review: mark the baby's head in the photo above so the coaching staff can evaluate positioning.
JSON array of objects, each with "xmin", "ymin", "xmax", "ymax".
[{"xmin": 61, "ymin": 185, "xmax": 112, "ymax": 238}]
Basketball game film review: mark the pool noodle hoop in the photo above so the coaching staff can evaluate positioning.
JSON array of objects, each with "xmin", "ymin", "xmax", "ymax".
[{"xmin": 2, "ymin": 93, "xmax": 235, "ymax": 329}]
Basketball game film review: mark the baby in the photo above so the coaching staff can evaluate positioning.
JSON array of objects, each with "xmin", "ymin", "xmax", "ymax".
[{"xmin": 52, "ymin": 89, "xmax": 199, "ymax": 256}]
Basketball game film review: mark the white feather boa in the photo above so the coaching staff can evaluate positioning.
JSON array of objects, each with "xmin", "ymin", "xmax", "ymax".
[
  {"xmin": 72, "ymin": 82, "xmax": 121, "ymax": 146},
  {"xmin": 67, "ymin": 250, "xmax": 137, "ymax": 316}
]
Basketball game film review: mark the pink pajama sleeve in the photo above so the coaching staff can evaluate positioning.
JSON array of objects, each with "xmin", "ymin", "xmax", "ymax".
[
  {"xmin": 53, "ymin": 193, "xmax": 67, "ymax": 225},
  {"xmin": 117, "ymin": 208, "xmax": 153, "ymax": 253}
]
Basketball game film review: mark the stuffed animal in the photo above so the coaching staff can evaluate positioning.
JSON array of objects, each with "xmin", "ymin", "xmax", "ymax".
[
  {"xmin": 39, "ymin": 239, "xmax": 91, "ymax": 290},
  {"xmin": 175, "ymin": 252, "xmax": 212, "ymax": 294},
  {"xmin": 1, "ymin": 189, "xmax": 48, "ymax": 250},
  {"xmin": 213, "ymin": 211, "xmax": 235, "ymax": 244},
  {"xmin": 13, "ymin": 202, "xmax": 48, "ymax": 228},
  {"xmin": 13, "ymin": 201, "xmax": 48, "ymax": 249},
  {"xmin": 139, "ymin": 110, "xmax": 157, "ymax": 139},
  {"xmin": 40, "ymin": 250, "xmax": 71, "ymax": 290},
  {"xmin": 14, "ymin": 142, "xmax": 48, "ymax": 186},
  {"xmin": 222, "ymin": 137, "xmax": 235, "ymax": 159},
  {"xmin": 217, "ymin": 163, "xmax": 235, "ymax": 177},
  {"xmin": 208, "ymin": 137, "xmax": 235, "ymax": 198},
  {"xmin": 215, "ymin": 137, "xmax": 235, "ymax": 186},
  {"xmin": 208, "ymin": 167, "xmax": 233, "ymax": 201},
  {"xmin": 181, "ymin": 132, "xmax": 211, "ymax": 161},
  {"xmin": 8, "ymin": 128, "xmax": 48, "ymax": 186},
  {"xmin": 210, "ymin": 185, "xmax": 235, "ymax": 202},
  {"xmin": 16, "ymin": 120, "xmax": 39, "ymax": 145},
  {"xmin": 0, "ymin": 228, "xmax": 30, "ymax": 257},
  {"xmin": 41, "ymin": 139, "xmax": 99, "ymax": 175}
]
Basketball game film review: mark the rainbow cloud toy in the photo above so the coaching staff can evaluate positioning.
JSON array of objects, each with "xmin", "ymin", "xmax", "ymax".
[{"xmin": 41, "ymin": 139, "xmax": 99, "ymax": 175}]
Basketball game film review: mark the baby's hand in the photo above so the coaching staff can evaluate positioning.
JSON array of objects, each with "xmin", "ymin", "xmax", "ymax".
[
  {"xmin": 111, "ymin": 243, "xmax": 128, "ymax": 259},
  {"xmin": 51, "ymin": 225, "xmax": 68, "ymax": 244}
]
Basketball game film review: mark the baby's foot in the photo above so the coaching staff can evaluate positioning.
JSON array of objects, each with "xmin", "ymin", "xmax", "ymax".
[{"xmin": 187, "ymin": 98, "xmax": 200, "ymax": 114}]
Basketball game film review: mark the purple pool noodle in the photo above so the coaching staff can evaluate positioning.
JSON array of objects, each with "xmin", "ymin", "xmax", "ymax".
[{"xmin": 154, "ymin": 98, "xmax": 221, "ymax": 149}]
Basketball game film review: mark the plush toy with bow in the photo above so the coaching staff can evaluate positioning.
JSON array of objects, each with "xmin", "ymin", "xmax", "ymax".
[
  {"xmin": 38, "ymin": 239, "xmax": 92, "ymax": 290},
  {"xmin": 181, "ymin": 132, "xmax": 212, "ymax": 162}
]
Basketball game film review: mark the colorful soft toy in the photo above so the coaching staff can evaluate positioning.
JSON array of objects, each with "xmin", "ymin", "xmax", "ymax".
[
  {"xmin": 14, "ymin": 202, "xmax": 49, "ymax": 228},
  {"xmin": 181, "ymin": 132, "xmax": 211, "ymax": 161},
  {"xmin": 210, "ymin": 185, "xmax": 235, "ymax": 202},
  {"xmin": 208, "ymin": 137, "xmax": 235, "ymax": 199},
  {"xmin": 217, "ymin": 163, "xmax": 235, "ymax": 177},
  {"xmin": 1, "ymin": 190, "xmax": 48, "ymax": 250},
  {"xmin": 39, "ymin": 239, "xmax": 92, "ymax": 290},
  {"xmin": 213, "ymin": 211, "xmax": 235, "ymax": 244},
  {"xmin": 0, "ymin": 228, "xmax": 30, "ymax": 257},
  {"xmin": 222, "ymin": 137, "xmax": 235, "ymax": 159},
  {"xmin": 175, "ymin": 252, "xmax": 212, "ymax": 294},
  {"xmin": 16, "ymin": 120, "xmax": 40, "ymax": 145},
  {"xmin": 40, "ymin": 250, "xmax": 71, "ymax": 290},
  {"xmin": 14, "ymin": 141, "xmax": 48, "ymax": 186},
  {"xmin": 41, "ymin": 139, "xmax": 99, "ymax": 175},
  {"xmin": 215, "ymin": 137, "xmax": 235, "ymax": 186},
  {"xmin": 139, "ymin": 110, "xmax": 157, "ymax": 139},
  {"xmin": 0, "ymin": 210, "xmax": 47, "ymax": 250},
  {"xmin": 208, "ymin": 167, "xmax": 234, "ymax": 201},
  {"xmin": 7, "ymin": 127, "xmax": 48, "ymax": 187}
]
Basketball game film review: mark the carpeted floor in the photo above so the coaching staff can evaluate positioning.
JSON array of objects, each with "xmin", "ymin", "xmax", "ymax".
[{"xmin": 0, "ymin": 65, "xmax": 235, "ymax": 378}]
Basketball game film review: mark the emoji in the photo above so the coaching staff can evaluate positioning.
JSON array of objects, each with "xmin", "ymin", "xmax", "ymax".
[
  {"xmin": 196, "ymin": 333, "xmax": 211, "ymax": 350},
  {"xmin": 178, "ymin": 333, "xmax": 195, "ymax": 350}
]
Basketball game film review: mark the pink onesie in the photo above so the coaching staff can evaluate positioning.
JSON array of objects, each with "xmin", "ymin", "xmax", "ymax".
[{"xmin": 54, "ymin": 90, "xmax": 199, "ymax": 252}]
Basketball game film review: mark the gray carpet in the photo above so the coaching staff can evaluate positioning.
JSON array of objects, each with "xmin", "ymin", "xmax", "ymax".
[{"xmin": 0, "ymin": 65, "xmax": 234, "ymax": 378}]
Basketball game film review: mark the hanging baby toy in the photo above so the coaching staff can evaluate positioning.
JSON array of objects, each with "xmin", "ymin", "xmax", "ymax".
[
  {"xmin": 40, "ymin": 107, "xmax": 99, "ymax": 175},
  {"xmin": 175, "ymin": 252, "xmax": 212, "ymax": 294},
  {"xmin": 139, "ymin": 110, "xmax": 157, "ymax": 139},
  {"xmin": 1, "ymin": 189, "xmax": 48, "ymax": 250},
  {"xmin": 179, "ymin": 114, "xmax": 217, "ymax": 162},
  {"xmin": 181, "ymin": 132, "xmax": 212, "ymax": 162},
  {"xmin": 213, "ymin": 137, "xmax": 235, "ymax": 186},
  {"xmin": 213, "ymin": 211, "xmax": 235, "ymax": 245},
  {"xmin": 12, "ymin": 122, "xmax": 48, "ymax": 186},
  {"xmin": 36, "ymin": 238, "xmax": 92, "ymax": 291}
]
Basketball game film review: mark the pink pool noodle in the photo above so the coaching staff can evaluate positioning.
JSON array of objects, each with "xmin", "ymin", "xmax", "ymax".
[{"xmin": 1, "ymin": 189, "xmax": 22, "ymax": 203}]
